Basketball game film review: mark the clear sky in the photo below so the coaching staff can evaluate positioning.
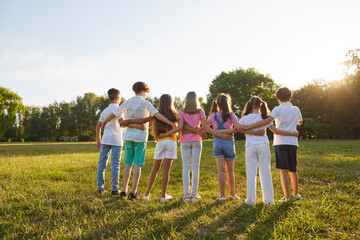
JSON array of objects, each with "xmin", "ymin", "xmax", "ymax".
[{"xmin": 1, "ymin": 0, "xmax": 359, "ymax": 106}]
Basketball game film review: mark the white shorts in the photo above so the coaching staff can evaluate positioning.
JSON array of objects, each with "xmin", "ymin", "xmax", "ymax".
[{"xmin": 154, "ymin": 140, "xmax": 177, "ymax": 160}]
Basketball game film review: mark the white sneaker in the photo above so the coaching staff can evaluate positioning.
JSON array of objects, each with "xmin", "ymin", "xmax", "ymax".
[
  {"xmin": 245, "ymin": 199, "xmax": 255, "ymax": 206},
  {"xmin": 293, "ymin": 194, "xmax": 302, "ymax": 200},
  {"xmin": 142, "ymin": 195, "xmax": 149, "ymax": 202},
  {"xmin": 183, "ymin": 195, "xmax": 191, "ymax": 202},
  {"xmin": 229, "ymin": 194, "xmax": 240, "ymax": 200},
  {"xmin": 191, "ymin": 194, "xmax": 201, "ymax": 202},
  {"xmin": 278, "ymin": 197, "xmax": 291, "ymax": 203},
  {"xmin": 217, "ymin": 196, "xmax": 226, "ymax": 202},
  {"xmin": 160, "ymin": 194, "xmax": 172, "ymax": 203}
]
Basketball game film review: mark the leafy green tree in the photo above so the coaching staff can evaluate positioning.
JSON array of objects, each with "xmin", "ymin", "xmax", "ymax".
[
  {"xmin": 0, "ymin": 87, "xmax": 24, "ymax": 138},
  {"xmin": 205, "ymin": 67, "xmax": 280, "ymax": 116}
]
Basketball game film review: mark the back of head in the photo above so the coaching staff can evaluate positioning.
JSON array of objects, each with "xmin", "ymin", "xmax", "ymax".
[
  {"xmin": 152, "ymin": 94, "xmax": 177, "ymax": 137},
  {"xmin": 276, "ymin": 87, "xmax": 292, "ymax": 102},
  {"xmin": 132, "ymin": 81, "xmax": 150, "ymax": 94},
  {"xmin": 208, "ymin": 98, "xmax": 218, "ymax": 117},
  {"xmin": 241, "ymin": 96, "xmax": 270, "ymax": 119},
  {"xmin": 108, "ymin": 88, "xmax": 120, "ymax": 101},
  {"xmin": 183, "ymin": 91, "xmax": 200, "ymax": 114},
  {"xmin": 217, "ymin": 93, "xmax": 232, "ymax": 122}
]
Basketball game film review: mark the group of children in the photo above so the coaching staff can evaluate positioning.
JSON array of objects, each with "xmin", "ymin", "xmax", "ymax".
[{"xmin": 96, "ymin": 81, "xmax": 303, "ymax": 205}]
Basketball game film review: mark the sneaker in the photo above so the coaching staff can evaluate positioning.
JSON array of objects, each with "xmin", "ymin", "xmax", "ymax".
[
  {"xmin": 128, "ymin": 192, "xmax": 137, "ymax": 201},
  {"xmin": 244, "ymin": 199, "xmax": 255, "ymax": 206},
  {"xmin": 142, "ymin": 195, "xmax": 149, "ymax": 202},
  {"xmin": 97, "ymin": 189, "xmax": 107, "ymax": 194},
  {"xmin": 217, "ymin": 197, "xmax": 226, "ymax": 202},
  {"xmin": 191, "ymin": 194, "xmax": 201, "ymax": 202},
  {"xmin": 160, "ymin": 194, "xmax": 172, "ymax": 203},
  {"xmin": 229, "ymin": 195, "xmax": 240, "ymax": 200},
  {"xmin": 183, "ymin": 195, "xmax": 191, "ymax": 202},
  {"xmin": 120, "ymin": 191, "xmax": 127, "ymax": 198},
  {"xmin": 293, "ymin": 194, "xmax": 302, "ymax": 200},
  {"xmin": 278, "ymin": 197, "xmax": 291, "ymax": 203},
  {"xmin": 111, "ymin": 190, "xmax": 121, "ymax": 196}
]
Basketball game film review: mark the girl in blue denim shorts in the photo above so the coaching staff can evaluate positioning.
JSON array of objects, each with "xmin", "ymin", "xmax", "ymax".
[{"xmin": 206, "ymin": 94, "xmax": 241, "ymax": 201}]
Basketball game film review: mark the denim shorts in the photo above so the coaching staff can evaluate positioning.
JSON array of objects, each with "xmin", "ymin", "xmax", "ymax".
[{"xmin": 213, "ymin": 136, "xmax": 236, "ymax": 160}]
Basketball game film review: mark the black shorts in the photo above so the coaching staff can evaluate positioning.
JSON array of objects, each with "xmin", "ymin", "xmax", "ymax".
[{"xmin": 274, "ymin": 145, "xmax": 298, "ymax": 172}]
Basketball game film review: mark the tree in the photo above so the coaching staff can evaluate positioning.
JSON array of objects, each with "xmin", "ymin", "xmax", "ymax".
[
  {"xmin": 0, "ymin": 87, "xmax": 24, "ymax": 138},
  {"xmin": 206, "ymin": 67, "xmax": 280, "ymax": 116}
]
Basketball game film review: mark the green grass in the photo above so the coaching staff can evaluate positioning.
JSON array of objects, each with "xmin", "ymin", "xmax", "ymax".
[{"xmin": 0, "ymin": 140, "xmax": 359, "ymax": 239}]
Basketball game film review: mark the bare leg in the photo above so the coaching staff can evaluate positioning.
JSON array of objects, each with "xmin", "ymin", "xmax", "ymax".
[
  {"xmin": 289, "ymin": 171, "xmax": 299, "ymax": 196},
  {"xmin": 144, "ymin": 160, "xmax": 162, "ymax": 196},
  {"xmin": 161, "ymin": 159, "xmax": 173, "ymax": 198},
  {"xmin": 216, "ymin": 157, "xmax": 226, "ymax": 198},
  {"xmin": 130, "ymin": 165, "xmax": 142, "ymax": 194},
  {"xmin": 225, "ymin": 159, "xmax": 235, "ymax": 196},
  {"xmin": 280, "ymin": 169, "xmax": 290, "ymax": 199},
  {"xmin": 122, "ymin": 165, "xmax": 133, "ymax": 193}
]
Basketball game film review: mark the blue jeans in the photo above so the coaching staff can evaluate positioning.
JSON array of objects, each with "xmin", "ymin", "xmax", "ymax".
[{"xmin": 96, "ymin": 144, "xmax": 122, "ymax": 191}]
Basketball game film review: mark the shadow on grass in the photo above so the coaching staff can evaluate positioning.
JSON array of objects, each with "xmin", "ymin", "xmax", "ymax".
[
  {"xmin": 82, "ymin": 198, "xmax": 184, "ymax": 239},
  {"xmin": 195, "ymin": 202, "xmax": 292, "ymax": 239}
]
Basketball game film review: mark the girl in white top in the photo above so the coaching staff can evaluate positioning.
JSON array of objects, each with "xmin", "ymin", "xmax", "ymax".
[{"xmin": 239, "ymin": 96, "xmax": 298, "ymax": 205}]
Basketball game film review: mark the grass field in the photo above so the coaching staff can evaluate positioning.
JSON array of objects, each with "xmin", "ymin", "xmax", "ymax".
[{"xmin": 0, "ymin": 140, "xmax": 359, "ymax": 239}]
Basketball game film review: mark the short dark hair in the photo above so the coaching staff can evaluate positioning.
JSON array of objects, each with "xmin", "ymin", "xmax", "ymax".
[
  {"xmin": 108, "ymin": 88, "xmax": 120, "ymax": 101},
  {"xmin": 132, "ymin": 81, "xmax": 150, "ymax": 94},
  {"xmin": 276, "ymin": 87, "xmax": 292, "ymax": 102}
]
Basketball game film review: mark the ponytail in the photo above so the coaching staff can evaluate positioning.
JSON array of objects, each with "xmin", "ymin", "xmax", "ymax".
[
  {"xmin": 241, "ymin": 101, "xmax": 253, "ymax": 118},
  {"xmin": 260, "ymin": 101, "xmax": 270, "ymax": 119},
  {"xmin": 217, "ymin": 94, "xmax": 232, "ymax": 122}
]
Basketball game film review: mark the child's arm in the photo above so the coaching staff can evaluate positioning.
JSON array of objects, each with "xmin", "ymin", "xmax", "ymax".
[
  {"xmin": 101, "ymin": 113, "xmax": 116, "ymax": 128},
  {"xmin": 201, "ymin": 119, "xmax": 233, "ymax": 140},
  {"xmin": 158, "ymin": 118, "xmax": 184, "ymax": 139},
  {"xmin": 268, "ymin": 125, "xmax": 299, "ymax": 137},
  {"xmin": 182, "ymin": 123, "xmax": 208, "ymax": 138},
  {"xmin": 242, "ymin": 129, "xmax": 266, "ymax": 136},
  {"xmin": 240, "ymin": 116, "xmax": 274, "ymax": 131},
  {"xmin": 298, "ymin": 120, "xmax": 303, "ymax": 126},
  {"xmin": 119, "ymin": 116, "xmax": 154, "ymax": 129},
  {"xmin": 96, "ymin": 121, "xmax": 102, "ymax": 149},
  {"xmin": 154, "ymin": 112, "xmax": 176, "ymax": 129}
]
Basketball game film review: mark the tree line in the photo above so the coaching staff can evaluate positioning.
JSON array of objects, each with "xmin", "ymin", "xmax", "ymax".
[{"xmin": 1, "ymin": 49, "xmax": 359, "ymax": 142}]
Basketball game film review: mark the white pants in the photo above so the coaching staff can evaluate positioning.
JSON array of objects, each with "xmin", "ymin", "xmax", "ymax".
[
  {"xmin": 181, "ymin": 141, "xmax": 202, "ymax": 196},
  {"xmin": 245, "ymin": 143, "xmax": 274, "ymax": 205}
]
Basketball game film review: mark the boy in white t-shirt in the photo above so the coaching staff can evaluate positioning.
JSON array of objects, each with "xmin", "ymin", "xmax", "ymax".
[
  {"xmin": 96, "ymin": 88, "xmax": 147, "ymax": 195},
  {"xmin": 240, "ymin": 87, "xmax": 303, "ymax": 202}
]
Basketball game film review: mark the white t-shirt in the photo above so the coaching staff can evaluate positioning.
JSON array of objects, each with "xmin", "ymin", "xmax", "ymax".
[
  {"xmin": 113, "ymin": 96, "xmax": 159, "ymax": 142},
  {"xmin": 270, "ymin": 102, "xmax": 302, "ymax": 146},
  {"xmin": 98, "ymin": 103, "xmax": 124, "ymax": 146},
  {"xmin": 239, "ymin": 113, "xmax": 273, "ymax": 147}
]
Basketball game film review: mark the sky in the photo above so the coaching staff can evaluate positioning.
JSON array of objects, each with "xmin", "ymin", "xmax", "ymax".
[{"xmin": 1, "ymin": 0, "xmax": 359, "ymax": 106}]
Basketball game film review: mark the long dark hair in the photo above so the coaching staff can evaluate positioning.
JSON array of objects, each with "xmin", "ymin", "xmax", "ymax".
[
  {"xmin": 241, "ymin": 96, "xmax": 270, "ymax": 119},
  {"xmin": 152, "ymin": 94, "xmax": 177, "ymax": 138},
  {"xmin": 216, "ymin": 93, "xmax": 232, "ymax": 122},
  {"xmin": 208, "ymin": 98, "xmax": 218, "ymax": 118}
]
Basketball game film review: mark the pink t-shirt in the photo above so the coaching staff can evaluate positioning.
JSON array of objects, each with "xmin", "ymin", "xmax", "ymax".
[
  {"xmin": 207, "ymin": 111, "xmax": 238, "ymax": 130},
  {"xmin": 178, "ymin": 109, "xmax": 206, "ymax": 143}
]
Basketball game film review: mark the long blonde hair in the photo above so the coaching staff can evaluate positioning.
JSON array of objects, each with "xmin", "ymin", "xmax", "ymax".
[{"xmin": 183, "ymin": 91, "xmax": 200, "ymax": 114}]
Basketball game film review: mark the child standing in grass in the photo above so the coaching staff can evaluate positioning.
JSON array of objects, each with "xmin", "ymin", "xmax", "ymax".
[
  {"xmin": 177, "ymin": 91, "xmax": 208, "ymax": 202},
  {"xmin": 142, "ymin": 94, "xmax": 182, "ymax": 203},
  {"xmin": 240, "ymin": 88, "xmax": 303, "ymax": 202},
  {"xmin": 205, "ymin": 94, "xmax": 242, "ymax": 201},
  {"xmin": 102, "ymin": 82, "xmax": 175, "ymax": 201},
  {"xmin": 96, "ymin": 88, "xmax": 146, "ymax": 195},
  {"xmin": 239, "ymin": 96, "xmax": 299, "ymax": 205}
]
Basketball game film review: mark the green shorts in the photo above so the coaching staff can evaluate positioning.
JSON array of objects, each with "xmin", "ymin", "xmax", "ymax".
[{"xmin": 124, "ymin": 141, "xmax": 147, "ymax": 166}]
